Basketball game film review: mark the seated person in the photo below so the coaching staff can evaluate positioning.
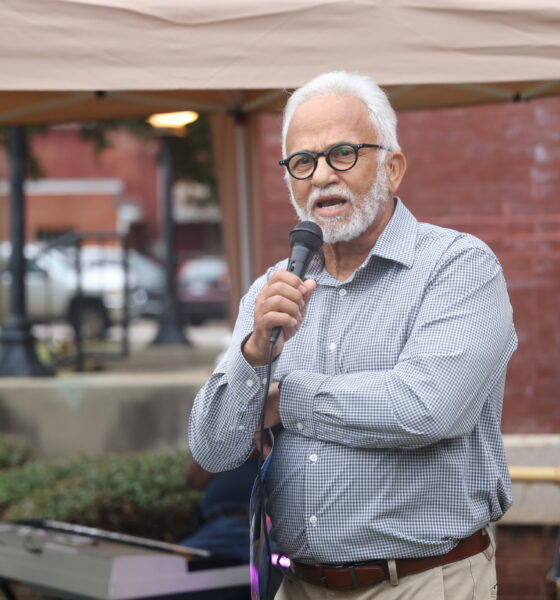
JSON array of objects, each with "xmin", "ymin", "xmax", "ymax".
[
  {"xmin": 181, "ymin": 454, "xmax": 257, "ymax": 564},
  {"xmin": 180, "ymin": 453, "xmax": 283, "ymax": 600}
]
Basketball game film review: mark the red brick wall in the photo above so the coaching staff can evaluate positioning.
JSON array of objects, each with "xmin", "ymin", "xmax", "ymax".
[
  {"xmin": 397, "ymin": 99, "xmax": 560, "ymax": 435},
  {"xmin": 31, "ymin": 127, "xmax": 160, "ymax": 239},
  {"xmin": 496, "ymin": 525, "xmax": 559, "ymax": 600},
  {"xmin": 0, "ymin": 126, "xmax": 160, "ymax": 240},
  {"xmin": 0, "ymin": 193, "xmax": 117, "ymax": 240},
  {"xmin": 255, "ymin": 114, "xmax": 299, "ymax": 276},
  {"xmin": 256, "ymin": 97, "xmax": 560, "ymax": 435}
]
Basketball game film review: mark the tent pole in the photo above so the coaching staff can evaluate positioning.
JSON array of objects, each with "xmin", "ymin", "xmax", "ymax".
[
  {"xmin": 234, "ymin": 115, "xmax": 253, "ymax": 293},
  {"xmin": 0, "ymin": 126, "xmax": 53, "ymax": 376}
]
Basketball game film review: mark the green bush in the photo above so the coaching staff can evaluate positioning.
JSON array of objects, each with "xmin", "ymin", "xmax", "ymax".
[
  {"xmin": 0, "ymin": 434, "xmax": 33, "ymax": 470},
  {"xmin": 0, "ymin": 454, "xmax": 93, "ymax": 515},
  {"xmin": 3, "ymin": 450, "xmax": 201, "ymax": 543}
]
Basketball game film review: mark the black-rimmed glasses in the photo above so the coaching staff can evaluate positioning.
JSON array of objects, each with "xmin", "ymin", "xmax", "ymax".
[{"xmin": 279, "ymin": 142, "xmax": 387, "ymax": 180}]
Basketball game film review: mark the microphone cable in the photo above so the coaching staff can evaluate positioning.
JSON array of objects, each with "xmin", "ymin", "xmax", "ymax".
[
  {"xmin": 253, "ymin": 221, "xmax": 323, "ymax": 598},
  {"xmin": 254, "ymin": 337, "xmax": 276, "ymax": 600}
]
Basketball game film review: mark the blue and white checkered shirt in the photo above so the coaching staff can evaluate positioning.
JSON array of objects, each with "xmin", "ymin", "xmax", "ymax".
[{"xmin": 188, "ymin": 198, "xmax": 517, "ymax": 564}]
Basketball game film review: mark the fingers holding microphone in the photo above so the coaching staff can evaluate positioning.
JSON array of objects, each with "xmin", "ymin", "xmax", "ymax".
[
  {"xmin": 243, "ymin": 270, "xmax": 316, "ymax": 367},
  {"xmin": 281, "ymin": 276, "xmax": 316, "ymax": 340},
  {"xmin": 243, "ymin": 220, "xmax": 323, "ymax": 367}
]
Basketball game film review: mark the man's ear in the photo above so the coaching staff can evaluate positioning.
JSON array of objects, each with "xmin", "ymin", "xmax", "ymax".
[{"xmin": 386, "ymin": 151, "xmax": 407, "ymax": 194}]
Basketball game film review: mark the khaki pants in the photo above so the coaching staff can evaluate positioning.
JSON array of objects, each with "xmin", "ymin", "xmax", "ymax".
[{"xmin": 275, "ymin": 537, "xmax": 498, "ymax": 600}]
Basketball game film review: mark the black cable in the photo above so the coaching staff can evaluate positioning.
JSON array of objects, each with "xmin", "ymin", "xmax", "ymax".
[{"xmin": 255, "ymin": 339, "xmax": 276, "ymax": 600}]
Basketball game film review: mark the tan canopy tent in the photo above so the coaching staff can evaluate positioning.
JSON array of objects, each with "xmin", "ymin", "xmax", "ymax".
[{"xmin": 1, "ymin": 0, "xmax": 560, "ymax": 302}]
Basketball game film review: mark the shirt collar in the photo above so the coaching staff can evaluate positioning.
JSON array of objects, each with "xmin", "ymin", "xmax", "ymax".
[{"xmin": 369, "ymin": 197, "xmax": 417, "ymax": 269}]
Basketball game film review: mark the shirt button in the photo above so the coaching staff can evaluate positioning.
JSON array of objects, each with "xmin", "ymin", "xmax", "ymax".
[
  {"xmin": 338, "ymin": 288, "xmax": 347, "ymax": 297},
  {"xmin": 296, "ymin": 422, "xmax": 304, "ymax": 431},
  {"xmin": 309, "ymin": 515, "xmax": 317, "ymax": 525},
  {"xmin": 329, "ymin": 343, "xmax": 336, "ymax": 351},
  {"xmin": 245, "ymin": 379, "xmax": 254, "ymax": 388},
  {"xmin": 309, "ymin": 454, "xmax": 318, "ymax": 463},
  {"xmin": 262, "ymin": 378, "xmax": 268, "ymax": 385},
  {"xmin": 238, "ymin": 425, "xmax": 245, "ymax": 431}
]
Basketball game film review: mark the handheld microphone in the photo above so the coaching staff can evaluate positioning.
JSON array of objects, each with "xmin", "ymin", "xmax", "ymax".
[{"xmin": 269, "ymin": 221, "xmax": 323, "ymax": 344}]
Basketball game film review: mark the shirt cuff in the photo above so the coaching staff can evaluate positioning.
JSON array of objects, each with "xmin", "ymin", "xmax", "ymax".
[{"xmin": 225, "ymin": 334, "xmax": 279, "ymax": 408}]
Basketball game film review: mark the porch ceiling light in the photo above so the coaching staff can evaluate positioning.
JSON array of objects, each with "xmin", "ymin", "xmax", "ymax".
[{"xmin": 147, "ymin": 110, "xmax": 199, "ymax": 130}]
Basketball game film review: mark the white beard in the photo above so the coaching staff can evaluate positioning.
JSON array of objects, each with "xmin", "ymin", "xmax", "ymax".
[{"xmin": 289, "ymin": 162, "xmax": 390, "ymax": 244}]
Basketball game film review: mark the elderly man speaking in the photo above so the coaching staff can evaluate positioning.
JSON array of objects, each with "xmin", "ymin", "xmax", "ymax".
[{"xmin": 189, "ymin": 71, "xmax": 516, "ymax": 599}]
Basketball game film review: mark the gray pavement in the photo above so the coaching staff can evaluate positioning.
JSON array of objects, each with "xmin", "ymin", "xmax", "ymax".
[
  {"xmin": 31, "ymin": 318, "xmax": 231, "ymax": 375},
  {"xmin": 103, "ymin": 319, "xmax": 231, "ymax": 373}
]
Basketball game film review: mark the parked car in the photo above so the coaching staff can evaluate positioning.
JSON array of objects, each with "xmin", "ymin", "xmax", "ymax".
[
  {"xmin": 176, "ymin": 255, "xmax": 229, "ymax": 325},
  {"xmin": 0, "ymin": 243, "xmax": 165, "ymax": 339},
  {"xmin": 75, "ymin": 245, "xmax": 165, "ymax": 319}
]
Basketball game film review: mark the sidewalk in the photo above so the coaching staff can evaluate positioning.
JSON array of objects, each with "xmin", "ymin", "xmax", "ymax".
[{"xmin": 78, "ymin": 319, "xmax": 230, "ymax": 374}]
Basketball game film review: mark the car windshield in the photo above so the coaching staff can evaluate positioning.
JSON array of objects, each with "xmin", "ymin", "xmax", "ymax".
[
  {"xmin": 80, "ymin": 247, "xmax": 164, "ymax": 287},
  {"xmin": 35, "ymin": 248, "xmax": 75, "ymax": 273},
  {"xmin": 182, "ymin": 257, "xmax": 225, "ymax": 283}
]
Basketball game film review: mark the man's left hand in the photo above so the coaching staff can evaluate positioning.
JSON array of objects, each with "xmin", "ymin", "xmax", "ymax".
[{"xmin": 253, "ymin": 382, "xmax": 281, "ymax": 457}]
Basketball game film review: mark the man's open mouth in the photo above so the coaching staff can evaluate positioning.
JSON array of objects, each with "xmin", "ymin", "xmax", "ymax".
[{"xmin": 315, "ymin": 197, "xmax": 348, "ymax": 210}]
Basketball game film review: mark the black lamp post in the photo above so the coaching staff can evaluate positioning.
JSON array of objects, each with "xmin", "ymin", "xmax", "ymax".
[
  {"xmin": 151, "ymin": 134, "xmax": 188, "ymax": 344},
  {"xmin": 148, "ymin": 111, "xmax": 198, "ymax": 345},
  {"xmin": 0, "ymin": 126, "xmax": 53, "ymax": 376}
]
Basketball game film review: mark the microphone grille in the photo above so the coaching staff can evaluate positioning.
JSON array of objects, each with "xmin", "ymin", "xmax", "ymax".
[{"xmin": 289, "ymin": 221, "xmax": 323, "ymax": 251}]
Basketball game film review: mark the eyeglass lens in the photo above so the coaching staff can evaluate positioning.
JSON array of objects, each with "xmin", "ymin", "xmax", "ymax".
[{"xmin": 288, "ymin": 144, "xmax": 358, "ymax": 178}]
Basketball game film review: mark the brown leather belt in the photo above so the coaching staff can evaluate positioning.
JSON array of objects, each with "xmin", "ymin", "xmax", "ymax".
[{"xmin": 290, "ymin": 529, "xmax": 490, "ymax": 591}]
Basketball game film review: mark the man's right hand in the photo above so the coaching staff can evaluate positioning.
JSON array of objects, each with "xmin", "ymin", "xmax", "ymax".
[{"xmin": 242, "ymin": 269, "xmax": 316, "ymax": 366}]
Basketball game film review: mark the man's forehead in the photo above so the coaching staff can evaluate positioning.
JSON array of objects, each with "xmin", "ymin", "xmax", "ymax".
[
  {"xmin": 286, "ymin": 94, "xmax": 375, "ymax": 150},
  {"xmin": 291, "ymin": 94, "xmax": 368, "ymax": 121}
]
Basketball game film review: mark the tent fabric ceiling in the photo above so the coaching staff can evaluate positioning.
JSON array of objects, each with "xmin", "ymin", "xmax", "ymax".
[{"xmin": 1, "ymin": 0, "xmax": 560, "ymax": 124}]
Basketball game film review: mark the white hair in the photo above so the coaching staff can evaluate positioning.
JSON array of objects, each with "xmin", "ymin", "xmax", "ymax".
[{"xmin": 281, "ymin": 71, "xmax": 400, "ymax": 157}]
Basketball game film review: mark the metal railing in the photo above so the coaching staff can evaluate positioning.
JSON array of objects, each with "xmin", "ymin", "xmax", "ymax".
[
  {"xmin": 29, "ymin": 231, "xmax": 131, "ymax": 372},
  {"xmin": 509, "ymin": 466, "xmax": 560, "ymax": 483}
]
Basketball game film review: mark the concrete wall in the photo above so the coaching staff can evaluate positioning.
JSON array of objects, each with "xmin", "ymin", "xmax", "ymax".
[
  {"xmin": 503, "ymin": 435, "xmax": 560, "ymax": 526},
  {"xmin": 0, "ymin": 371, "xmax": 207, "ymax": 457}
]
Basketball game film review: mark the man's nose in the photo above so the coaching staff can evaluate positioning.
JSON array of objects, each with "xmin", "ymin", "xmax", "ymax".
[{"xmin": 311, "ymin": 156, "xmax": 339, "ymax": 188}]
